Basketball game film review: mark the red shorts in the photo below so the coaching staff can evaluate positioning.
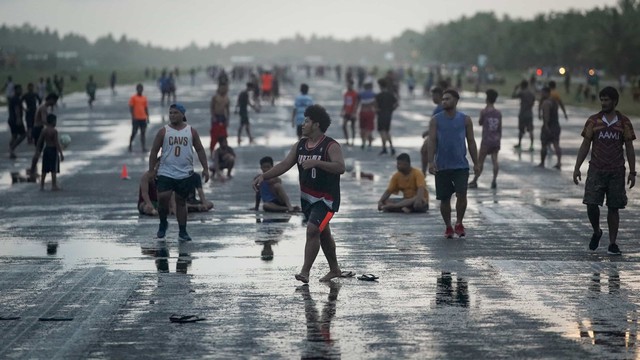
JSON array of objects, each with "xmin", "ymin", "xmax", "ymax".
[
  {"xmin": 210, "ymin": 122, "xmax": 228, "ymax": 150},
  {"xmin": 359, "ymin": 111, "xmax": 375, "ymax": 131}
]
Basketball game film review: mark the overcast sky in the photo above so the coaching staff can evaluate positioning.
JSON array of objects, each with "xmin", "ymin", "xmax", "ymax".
[{"xmin": 1, "ymin": 0, "xmax": 615, "ymax": 48}]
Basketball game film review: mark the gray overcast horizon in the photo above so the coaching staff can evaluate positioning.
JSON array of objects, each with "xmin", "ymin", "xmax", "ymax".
[{"xmin": 0, "ymin": 0, "xmax": 615, "ymax": 49}]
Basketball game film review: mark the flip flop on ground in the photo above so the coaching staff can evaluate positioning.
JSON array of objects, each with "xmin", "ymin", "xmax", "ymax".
[
  {"xmin": 357, "ymin": 274, "xmax": 379, "ymax": 281},
  {"xmin": 169, "ymin": 314, "xmax": 206, "ymax": 323},
  {"xmin": 340, "ymin": 270, "xmax": 356, "ymax": 278}
]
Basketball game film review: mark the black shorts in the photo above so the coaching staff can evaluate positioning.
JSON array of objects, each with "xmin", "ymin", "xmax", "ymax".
[
  {"xmin": 540, "ymin": 125, "xmax": 560, "ymax": 145},
  {"xmin": 132, "ymin": 119, "xmax": 148, "ymax": 132},
  {"xmin": 32, "ymin": 126, "xmax": 43, "ymax": 145},
  {"xmin": 302, "ymin": 201, "xmax": 334, "ymax": 232},
  {"xmin": 518, "ymin": 114, "xmax": 533, "ymax": 133},
  {"xmin": 8, "ymin": 120, "xmax": 26, "ymax": 136},
  {"xmin": 435, "ymin": 168, "xmax": 469, "ymax": 201},
  {"xmin": 296, "ymin": 125, "xmax": 303, "ymax": 138},
  {"xmin": 240, "ymin": 113, "xmax": 249, "ymax": 125},
  {"xmin": 377, "ymin": 114, "xmax": 392, "ymax": 132},
  {"xmin": 25, "ymin": 111, "xmax": 36, "ymax": 129},
  {"xmin": 583, "ymin": 167, "xmax": 627, "ymax": 209},
  {"xmin": 156, "ymin": 175, "xmax": 195, "ymax": 200}
]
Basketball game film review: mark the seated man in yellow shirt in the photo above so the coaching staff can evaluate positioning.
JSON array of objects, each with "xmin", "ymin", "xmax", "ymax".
[{"xmin": 378, "ymin": 153, "xmax": 429, "ymax": 213}]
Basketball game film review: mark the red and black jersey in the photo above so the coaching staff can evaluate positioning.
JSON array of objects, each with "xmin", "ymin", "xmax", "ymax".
[
  {"xmin": 581, "ymin": 111, "xmax": 636, "ymax": 171},
  {"xmin": 296, "ymin": 136, "xmax": 341, "ymax": 212}
]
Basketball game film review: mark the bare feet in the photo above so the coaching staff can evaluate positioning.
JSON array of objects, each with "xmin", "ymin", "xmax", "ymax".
[
  {"xmin": 401, "ymin": 206, "xmax": 412, "ymax": 214},
  {"xmin": 295, "ymin": 273, "xmax": 309, "ymax": 284},
  {"xmin": 319, "ymin": 270, "xmax": 342, "ymax": 282}
]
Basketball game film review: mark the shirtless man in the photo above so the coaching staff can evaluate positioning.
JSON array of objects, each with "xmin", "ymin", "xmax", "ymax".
[
  {"xmin": 29, "ymin": 94, "xmax": 58, "ymax": 181},
  {"xmin": 210, "ymin": 83, "xmax": 230, "ymax": 155}
]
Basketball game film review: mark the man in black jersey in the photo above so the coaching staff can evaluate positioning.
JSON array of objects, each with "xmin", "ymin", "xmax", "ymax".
[{"xmin": 253, "ymin": 104, "xmax": 347, "ymax": 283}]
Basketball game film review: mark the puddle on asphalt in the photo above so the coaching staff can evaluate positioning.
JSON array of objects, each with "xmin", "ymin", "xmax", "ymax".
[{"xmin": 0, "ymin": 238, "xmax": 146, "ymax": 271}]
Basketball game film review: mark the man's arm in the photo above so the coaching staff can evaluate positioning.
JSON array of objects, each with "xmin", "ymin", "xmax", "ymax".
[
  {"xmin": 254, "ymin": 180, "xmax": 262, "ymax": 211},
  {"xmin": 191, "ymin": 127, "xmax": 209, "ymax": 183},
  {"xmin": 465, "ymin": 116, "xmax": 479, "ymax": 172},
  {"xmin": 558, "ymin": 98, "xmax": 568, "ymax": 119},
  {"xmin": 413, "ymin": 186, "xmax": 426, "ymax": 208},
  {"xmin": 253, "ymin": 142, "xmax": 299, "ymax": 190},
  {"xmin": 148, "ymin": 128, "xmax": 166, "ymax": 172},
  {"xmin": 377, "ymin": 190, "xmax": 392, "ymax": 210},
  {"xmin": 625, "ymin": 140, "xmax": 636, "ymax": 189},
  {"xmin": 426, "ymin": 117, "xmax": 438, "ymax": 174},
  {"xmin": 291, "ymin": 108, "xmax": 297, "ymax": 128},
  {"xmin": 300, "ymin": 142, "xmax": 345, "ymax": 174},
  {"xmin": 573, "ymin": 137, "xmax": 592, "ymax": 184}
]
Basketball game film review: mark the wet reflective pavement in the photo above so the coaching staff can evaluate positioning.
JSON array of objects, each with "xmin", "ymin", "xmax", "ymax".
[{"xmin": 1, "ymin": 74, "xmax": 639, "ymax": 359}]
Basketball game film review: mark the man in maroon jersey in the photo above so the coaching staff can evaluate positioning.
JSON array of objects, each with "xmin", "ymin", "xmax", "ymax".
[
  {"xmin": 573, "ymin": 86, "xmax": 636, "ymax": 255},
  {"xmin": 253, "ymin": 104, "xmax": 348, "ymax": 283}
]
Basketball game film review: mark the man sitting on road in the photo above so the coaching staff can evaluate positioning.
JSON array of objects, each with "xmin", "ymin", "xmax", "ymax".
[
  {"xmin": 185, "ymin": 172, "xmax": 214, "ymax": 212},
  {"xmin": 211, "ymin": 136, "xmax": 235, "ymax": 181},
  {"xmin": 378, "ymin": 153, "xmax": 429, "ymax": 213},
  {"xmin": 253, "ymin": 156, "xmax": 300, "ymax": 212}
]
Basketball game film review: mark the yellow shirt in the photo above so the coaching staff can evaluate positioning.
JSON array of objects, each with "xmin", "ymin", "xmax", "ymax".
[{"xmin": 387, "ymin": 168, "xmax": 428, "ymax": 200}]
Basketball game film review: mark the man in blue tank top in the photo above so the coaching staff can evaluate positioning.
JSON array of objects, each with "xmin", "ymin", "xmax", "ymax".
[
  {"xmin": 253, "ymin": 105, "xmax": 351, "ymax": 283},
  {"xmin": 427, "ymin": 90, "xmax": 479, "ymax": 239}
]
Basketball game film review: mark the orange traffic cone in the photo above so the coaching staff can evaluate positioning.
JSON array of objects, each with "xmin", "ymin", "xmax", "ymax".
[{"xmin": 120, "ymin": 164, "xmax": 130, "ymax": 180}]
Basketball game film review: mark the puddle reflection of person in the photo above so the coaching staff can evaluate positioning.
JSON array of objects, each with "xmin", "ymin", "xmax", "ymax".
[
  {"xmin": 176, "ymin": 242, "xmax": 193, "ymax": 274},
  {"xmin": 255, "ymin": 215, "xmax": 291, "ymax": 260},
  {"xmin": 298, "ymin": 282, "xmax": 341, "ymax": 360},
  {"xmin": 579, "ymin": 269, "xmax": 637, "ymax": 350},
  {"xmin": 46, "ymin": 241, "xmax": 58, "ymax": 255},
  {"xmin": 435, "ymin": 272, "xmax": 469, "ymax": 307}
]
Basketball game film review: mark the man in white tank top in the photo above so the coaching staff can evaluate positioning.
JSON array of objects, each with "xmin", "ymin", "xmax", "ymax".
[{"xmin": 148, "ymin": 103, "xmax": 209, "ymax": 241}]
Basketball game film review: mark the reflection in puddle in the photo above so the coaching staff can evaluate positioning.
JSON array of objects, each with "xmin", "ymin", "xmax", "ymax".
[
  {"xmin": 141, "ymin": 240, "xmax": 194, "ymax": 274},
  {"xmin": 255, "ymin": 214, "xmax": 290, "ymax": 261},
  {"xmin": 298, "ymin": 282, "xmax": 341, "ymax": 359},
  {"xmin": 577, "ymin": 270, "xmax": 639, "ymax": 355},
  {"xmin": 435, "ymin": 272, "xmax": 469, "ymax": 308}
]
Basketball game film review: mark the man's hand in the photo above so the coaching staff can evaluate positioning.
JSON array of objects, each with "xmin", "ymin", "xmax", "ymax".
[
  {"xmin": 252, "ymin": 174, "xmax": 264, "ymax": 192},
  {"xmin": 60, "ymin": 153, "xmax": 64, "ymax": 162},
  {"xmin": 573, "ymin": 169, "xmax": 581, "ymax": 185},
  {"xmin": 428, "ymin": 163, "xmax": 437, "ymax": 175},
  {"xmin": 628, "ymin": 173, "xmax": 636, "ymax": 189},
  {"xmin": 201, "ymin": 169, "xmax": 210, "ymax": 183},
  {"xmin": 413, "ymin": 197, "xmax": 425, "ymax": 210},
  {"xmin": 377, "ymin": 201, "xmax": 384, "ymax": 211},
  {"xmin": 301, "ymin": 159, "xmax": 320, "ymax": 170}
]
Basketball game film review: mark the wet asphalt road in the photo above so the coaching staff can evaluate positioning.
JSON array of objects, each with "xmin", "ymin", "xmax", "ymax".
[{"xmin": 1, "ymin": 72, "xmax": 639, "ymax": 359}]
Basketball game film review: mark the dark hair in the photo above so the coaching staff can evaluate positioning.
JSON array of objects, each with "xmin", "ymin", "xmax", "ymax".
[
  {"xmin": 377, "ymin": 78, "xmax": 387, "ymax": 88},
  {"xmin": 364, "ymin": 82, "xmax": 373, "ymax": 90},
  {"xmin": 520, "ymin": 80, "xmax": 529, "ymax": 88},
  {"xmin": 548, "ymin": 81, "xmax": 557, "ymax": 89},
  {"xmin": 260, "ymin": 156, "xmax": 274, "ymax": 166},
  {"xmin": 46, "ymin": 114, "xmax": 57, "ymax": 125},
  {"xmin": 300, "ymin": 83, "xmax": 309, "ymax": 95},
  {"xmin": 443, "ymin": 89, "xmax": 460, "ymax": 100},
  {"xmin": 431, "ymin": 86, "xmax": 443, "ymax": 95},
  {"xmin": 396, "ymin": 153, "xmax": 411, "ymax": 164},
  {"xmin": 304, "ymin": 104, "xmax": 331, "ymax": 132},
  {"xmin": 541, "ymin": 86, "xmax": 551, "ymax": 94},
  {"xmin": 45, "ymin": 93, "xmax": 59, "ymax": 102},
  {"xmin": 599, "ymin": 86, "xmax": 619, "ymax": 106},
  {"xmin": 246, "ymin": 82, "xmax": 253, "ymax": 89},
  {"xmin": 486, "ymin": 89, "xmax": 498, "ymax": 104}
]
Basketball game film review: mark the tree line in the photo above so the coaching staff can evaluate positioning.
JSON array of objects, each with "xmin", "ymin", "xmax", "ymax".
[{"xmin": 1, "ymin": 0, "xmax": 637, "ymax": 75}]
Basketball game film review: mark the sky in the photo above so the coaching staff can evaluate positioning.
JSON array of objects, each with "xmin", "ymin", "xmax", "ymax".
[{"xmin": 0, "ymin": 0, "xmax": 616, "ymax": 49}]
